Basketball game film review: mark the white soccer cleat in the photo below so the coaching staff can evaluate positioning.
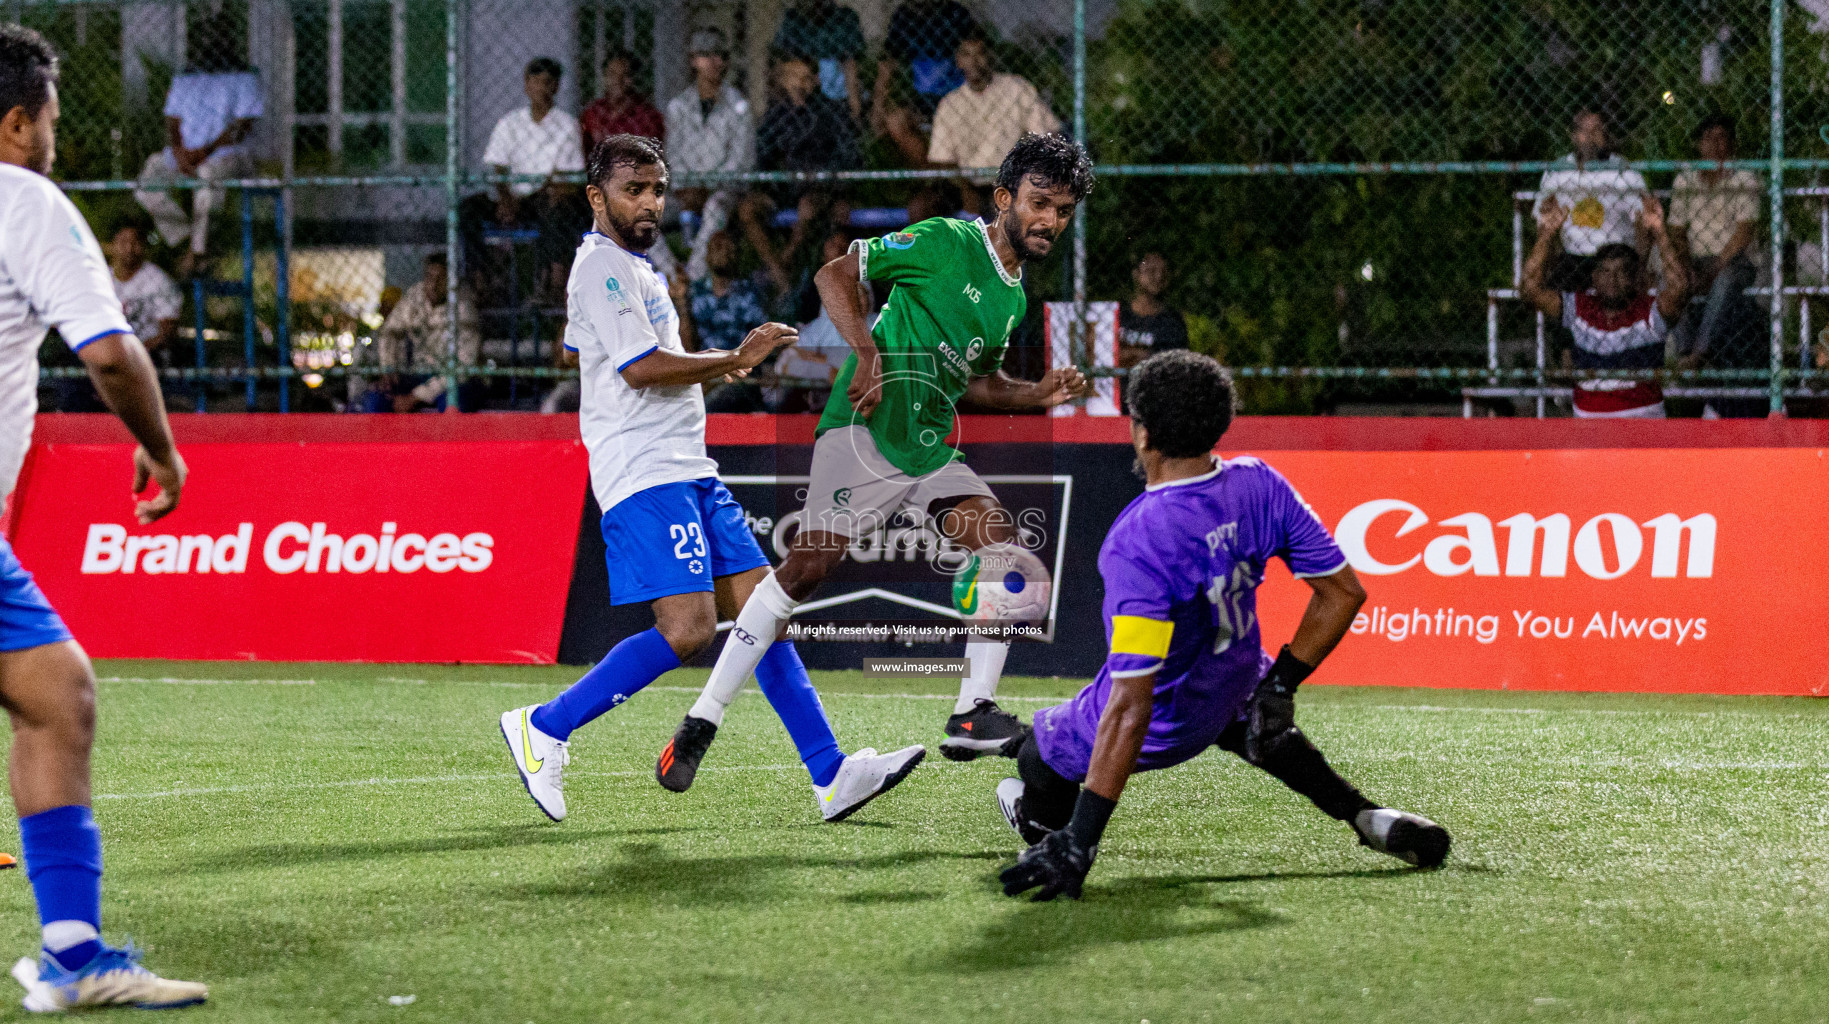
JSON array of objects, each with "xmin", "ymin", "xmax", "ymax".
[
  {"xmin": 813, "ymin": 745, "xmax": 926, "ymax": 822},
  {"xmin": 12, "ymin": 944, "xmax": 207, "ymax": 1012},
  {"xmin": 994, "ymin": 776, "xmax": 1051, "ymax": 847},
  {"xmin": 500, "ymin": 705, "xmax": 570, "ymax": 821}
]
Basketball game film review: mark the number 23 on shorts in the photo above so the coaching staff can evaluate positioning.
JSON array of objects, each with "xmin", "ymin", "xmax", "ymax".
[{"xmin": 670, "ymin": 522, "xmax": 707, "ymax": 560}]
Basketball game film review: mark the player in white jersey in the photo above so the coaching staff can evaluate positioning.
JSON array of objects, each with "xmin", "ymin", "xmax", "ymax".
[
  {"xmin": 0, "ymin": 26, "xmax": 207, "ymax": 1012},
  {"xmin": 499, "ymin": 135, "xmax": 925, "ymax": 824}
]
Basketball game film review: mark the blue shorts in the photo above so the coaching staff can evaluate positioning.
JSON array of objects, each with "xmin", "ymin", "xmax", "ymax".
[
  {"xmin": 601, "ymin": 478, "xmax": 771, "ymax": 606},
  {"xmin": 0, "ymin": 538, "xmax": 73, "ymax": 652}
]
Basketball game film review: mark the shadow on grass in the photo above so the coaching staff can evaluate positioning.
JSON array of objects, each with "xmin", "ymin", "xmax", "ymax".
[
  {"xmin": 841, "ymin": 889, "xmax": 946, "ymax": 905},
  {"xmin": 191, "ymin": 824, "xmax": 703, "ymax": 873},
  {"xmin": 513, "ymin": 842, "xmax": 1001, "ymax": 908},
  {"xmin": 932, "ymin": 865, "xmax": 1422, "ymax": 972}
]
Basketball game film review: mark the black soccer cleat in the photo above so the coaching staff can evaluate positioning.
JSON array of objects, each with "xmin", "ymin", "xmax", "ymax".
[
  {"xmin": 940, "ymin": 699, "xmax": 1027, "ymax": 761},
  {"xmin": 656, "ymin": 715, "xmax": 718, "ymax": 793},
  {"xmin": 1353, "ymin": 807, "xmax": 1451, "ymax": 869}
]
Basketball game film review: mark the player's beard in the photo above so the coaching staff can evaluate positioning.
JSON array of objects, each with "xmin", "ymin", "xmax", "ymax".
[
  {"xmin": 611, "ymin": 211, "xmax": 660, "ymax": 251},
  {"xmin": 1001, "ymin": 212, "xmax": 1056, "ymax": 263}
]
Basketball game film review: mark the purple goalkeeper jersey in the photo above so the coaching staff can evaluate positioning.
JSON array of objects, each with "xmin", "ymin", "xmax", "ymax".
[{"xmin": 1032, "ymin": 456, "xmax": 1348, "ymax": 781}]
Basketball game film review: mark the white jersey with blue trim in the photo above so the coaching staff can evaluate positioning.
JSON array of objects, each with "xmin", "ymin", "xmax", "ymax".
[
  {"xmin": 565, "ymin": 231, "xmax": 718, "ymax": 513},
  {"xmin": 0, "ymin": 164, "xmax": 132, "ymax": 501}
]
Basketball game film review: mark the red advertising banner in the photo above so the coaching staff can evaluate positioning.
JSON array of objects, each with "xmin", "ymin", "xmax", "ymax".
[
  {"xmin": 9, "ymin": 438, "xmax": 587, "ymax": 662},
  {"xmin": 1248, "ymin": 448, "xmax": 1829, "ymax": 696}
]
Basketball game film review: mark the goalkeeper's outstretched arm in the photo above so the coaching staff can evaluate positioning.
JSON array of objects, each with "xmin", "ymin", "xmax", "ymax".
[
  {"xmin": 1245, "ymin": 565, "xmax": 1365, "ymax": 764},
  {"xmin": 1000, "ymin": 669, "xmax": 1154, "ymax": 901}
]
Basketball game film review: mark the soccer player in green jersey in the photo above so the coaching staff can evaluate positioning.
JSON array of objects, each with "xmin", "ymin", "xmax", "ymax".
[{"xmin": 656, "ymin": 133, "xmax": 1096, "ymax": 790}]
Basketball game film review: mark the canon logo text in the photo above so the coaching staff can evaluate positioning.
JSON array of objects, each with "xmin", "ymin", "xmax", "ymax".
[{"xmin": 1334, "ymin": 500, "xmax": 1715, "ymax": 580}]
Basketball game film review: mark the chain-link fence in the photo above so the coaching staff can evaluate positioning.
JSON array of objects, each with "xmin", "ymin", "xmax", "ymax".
[{"xmin": 21, "ymin": 0, "xmax": 1829, "ymax": 416}]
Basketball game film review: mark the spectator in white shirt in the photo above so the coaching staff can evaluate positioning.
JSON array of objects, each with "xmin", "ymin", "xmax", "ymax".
[
  {"xmin": 665, "ymin": 28, "xmax": 756, "ymax": 280},
  {"xmin": 1531, "ymin": 109, "xmax": 1649, "ymax": 291},
  {"xmin": 58, "ymin": 219, "xmax": 185, "ymax": 413},
  {"xmin": 106, "ymin": 222, "xmax": 181, "ymax": 355},
  {"xmin": 927, "ymin": 30, "xmax": 1060, "ymax": 214},
  {"xmin": 132, "ymin": 56, "xmax": 261, "ymax": 278},
  {"xmin": 459, "ymin": 57, "xmax": 588, "ymax": 301}
]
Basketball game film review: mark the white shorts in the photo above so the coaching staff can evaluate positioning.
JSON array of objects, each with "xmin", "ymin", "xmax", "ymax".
[{"xmin": 802, "ymin": 426, "xmax": 995, "ymax": 539}]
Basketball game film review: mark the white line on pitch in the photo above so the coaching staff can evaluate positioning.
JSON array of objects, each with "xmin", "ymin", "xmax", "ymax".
[
  {"xmin": 1369, "ymin": 703, "xmax": 1810, "ymax": 719},
  {"xmin": 475, "ymin": 682, "xmax": 1062, "ymax": 703},
  {"xmin": 92, "ymin": 765, "xmax": 802, "ymax": 802},
  {"xmin": 98, "ymin": 676, "xmax": 318, "ymax": 686}
]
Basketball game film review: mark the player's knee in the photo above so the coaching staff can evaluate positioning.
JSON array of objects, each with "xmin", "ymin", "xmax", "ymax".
[
  {"xmin": 16, "ymin": 652, "xmax": 96, "ymax": 743},
  {"xmin": 1242, "ymin": 724, "xmax": 1319, "ymax": 771},
  {"xmin": 777, "ymin": 542, "xmax": 843, "ymax": 600},
  {"xmin": 654, "ymin": 607, "xmax": 718, "ymax": 663},
  {"xmin": 1016, "ymin": 733, "xmax": 1077, "ymax": 830}
]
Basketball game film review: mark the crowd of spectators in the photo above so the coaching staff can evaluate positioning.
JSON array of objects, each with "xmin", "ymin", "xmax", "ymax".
[
  {"xmin": 1523, "ymin": 107, "xmax": 1766, "ymax": 419},
  {"xmin": 96, "ymin": 5, "xmax": 1782, "ymax": 420},
  {"xmin": 449, "ymin": 0, "xmax": 1061, "ymax": 415}
]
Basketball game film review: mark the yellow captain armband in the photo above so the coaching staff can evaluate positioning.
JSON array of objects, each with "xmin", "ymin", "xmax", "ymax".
[{"xmin": 1109, "ymin": 615, "xmax": 1174, "ymax": 659}]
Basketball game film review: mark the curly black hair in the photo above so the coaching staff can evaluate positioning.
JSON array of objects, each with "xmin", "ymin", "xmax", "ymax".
[
  {"xmin": 0, "ymin": 24, "xmax": 58, "ymax": 121},
  {"xmin": 1128, "ymin": 350, "xmax": 1236, "ymax": 457},
  {"xmin": 588, "ymin": 133, "xmax": 668, "ymax": 191},
  {"xmin": 995, "ymin": 132, "xmax": 1094, "ymax": 202}
]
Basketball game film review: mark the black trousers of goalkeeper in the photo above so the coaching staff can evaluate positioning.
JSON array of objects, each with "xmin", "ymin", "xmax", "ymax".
[{"xmin": 1009, "ymin": 721, "xmax": 1377, "ymax": 833}]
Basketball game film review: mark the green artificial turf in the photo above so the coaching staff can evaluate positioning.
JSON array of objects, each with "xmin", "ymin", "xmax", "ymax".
[{"xmin": 0, "ymin": 660, "xmax": 1824, "ymax": 1022}]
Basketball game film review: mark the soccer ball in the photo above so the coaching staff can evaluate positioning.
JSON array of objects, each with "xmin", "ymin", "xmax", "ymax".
[{"xmin": 954, "ymin": 542, "xmax": 1051, "ymax": 627}]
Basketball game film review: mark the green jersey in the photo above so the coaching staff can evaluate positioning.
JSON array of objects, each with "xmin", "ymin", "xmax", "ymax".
[{"xmin": 816, "ymin": 217, "xmax": 1026, "ymax": 477}]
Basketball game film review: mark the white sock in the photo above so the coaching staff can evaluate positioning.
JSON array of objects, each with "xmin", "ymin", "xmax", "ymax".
[
  {"xmin": 41, "ymin": 920, "xmax": 98, "ymax": 954},
  {"xmin": 689, "ymin": 572, "xmax": 799, "ymax": 726},
  {"xmin": 954, "ymin": 640, "xmax": 1010, "ymax": 714}
]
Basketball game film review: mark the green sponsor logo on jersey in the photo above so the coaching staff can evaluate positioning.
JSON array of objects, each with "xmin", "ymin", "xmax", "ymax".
[{"xmin": 834, "ymin": 487, "xmax": 852, "ymax": 507}]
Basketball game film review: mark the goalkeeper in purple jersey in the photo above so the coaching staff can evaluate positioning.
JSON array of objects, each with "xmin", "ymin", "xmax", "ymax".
[{"xmin": 996, "ymin": 351, "xmax": 1451, "ymax": 901}]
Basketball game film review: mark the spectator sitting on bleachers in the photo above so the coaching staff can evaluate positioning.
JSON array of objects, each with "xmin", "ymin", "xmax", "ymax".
[
  {"xmin": 132, "ymin": 55, "xmax": 261, "ymax": 279},
  {"xmin": 927, "ymin": 29, "xmax": 1060, "ymax": 214},
  {"xmin": 871, "ymin": 0, "xmax": 978, "ymax": 166},
  {"xmin": 1117, "ymin": 251, "xmax": 1188, "ymax": 368},
  {"xmin": 684, "ymin": 231, "xmax": 771, "ymax": 412},
  {"xmin": 362, "ymin": 252, "xmax": 482, "ymax": 413},
  {"xmin": 1531, "ymin": 108, "xmax": 1648, "ymax": 291},
  {"xmin": 56, "ymin": 219, "xmax": 184, "ymax": 413},
  {"xmin": 1669, "ymin": 113, "xmax": 1764, "ymax": 417},
  {"xmin": 773, "ymin": 229, "xmax": 866, "ymax": 413},
  {"xmin": 1521, "ymin": 194, "xmax": 1688, "ymax": 419},
  {"xmin": 666, "ymin": 28, "xmax": 756, "ymax": 282},
  {"xmin": 459, "ymin": 57, "xmax": 587, "ymax": 304},
  {"xmin": 772, "ymin": 0, "xmax": 865, "ymax": 123},
  {"xmin": 580, "ymin": 50, "xmax": 665, "ymax": 158},
  {"xmin": 741, "ymin": 55, "xmax": 860, "ymax": 293},
  {"xmin": 106, "ymin": 222, "xmax": 181, "ymax": 357}
]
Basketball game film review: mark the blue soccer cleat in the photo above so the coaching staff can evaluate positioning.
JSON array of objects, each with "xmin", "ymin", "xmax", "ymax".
[{"xmin": 11, "ymin": 942, "xmax": 207, "ymax": 1012}]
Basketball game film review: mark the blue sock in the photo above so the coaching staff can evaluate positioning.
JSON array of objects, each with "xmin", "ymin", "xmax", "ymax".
[
  {"xmin": 754, "ymin": 641, "xmax": 845, "ymax": 787},
  {"xmin": 531, "ymin": 628, "xmax": 680, "ymax": 741},
  {"xmin": 19, "ymin": 805, "xmax": 103, "ymax": 971}
]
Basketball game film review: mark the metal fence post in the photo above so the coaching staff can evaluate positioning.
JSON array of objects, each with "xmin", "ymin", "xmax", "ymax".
[
  {"xmin": 1770, "ymin": 0, "xmax": 1786, "ymax": 415},
  {"xmin": 1071, "ymin": 0, "xmax": 1087, "ymax": 374},
  {"xmin": 444, "ymin": 0, "xmax": 462, "ymax": 413}
]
